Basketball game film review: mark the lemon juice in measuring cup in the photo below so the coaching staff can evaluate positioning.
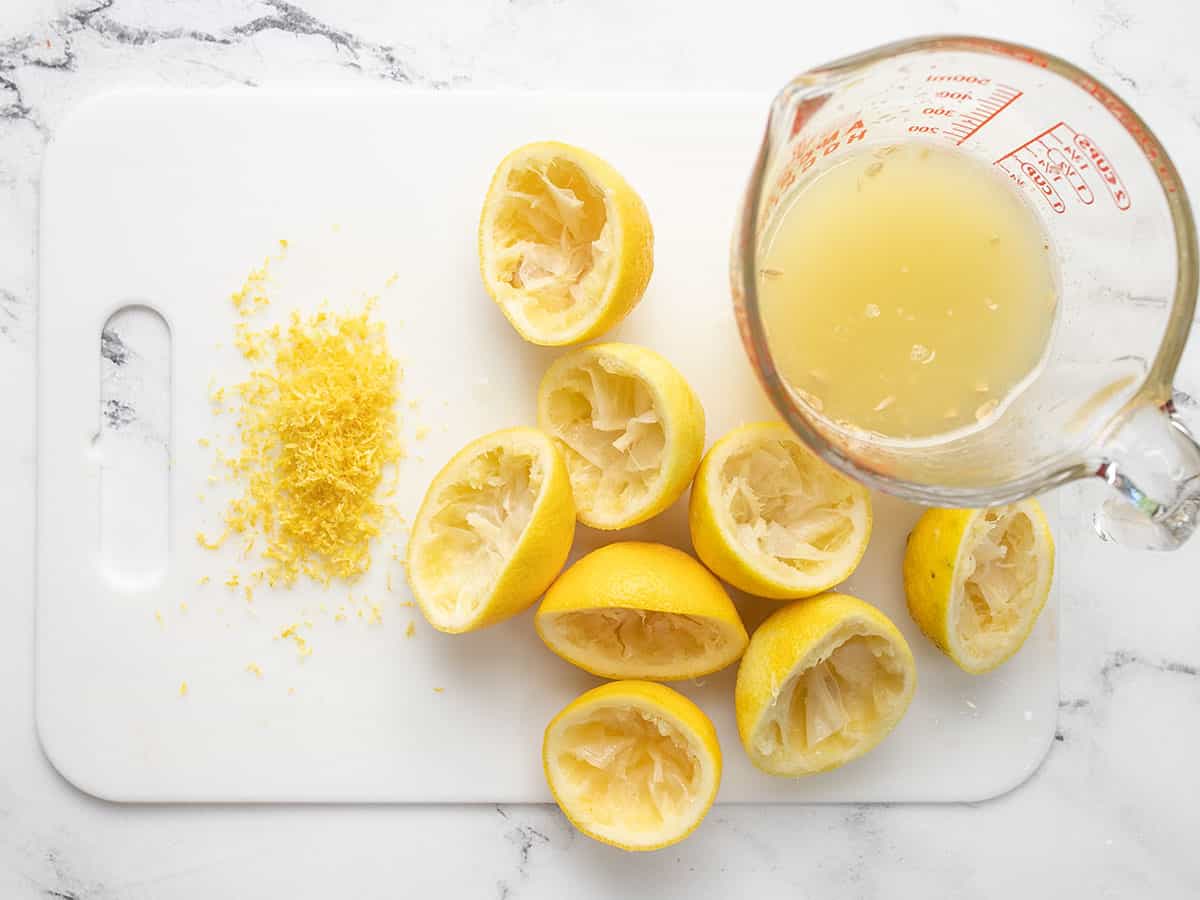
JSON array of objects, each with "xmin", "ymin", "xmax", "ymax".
[
  {"xmin": 735, "ymin": 37, "xmax": 1200, "ymax": 550},
  {"xmin": 758, "ymin": 141, "xmax": 1058, "ymax": 442}
]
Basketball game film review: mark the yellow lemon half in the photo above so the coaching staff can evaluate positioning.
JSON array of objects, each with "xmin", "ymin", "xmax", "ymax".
[
  {"xmin": 479, "ymin": 141, "xmax": 653, "ymax": 346},
  {"xmin": 538, "ymin": 342, "xmax": 705, "ymax": 530},
  {"xmin": 903, "ymin": 499, "xmax": 1054, "ymax": 674},
  {"xmin": 543, "ymin": 680, "xmax": 721, "ymax": 851},
  {"xmin": 405, "ymin": 427, "xmax": 575, "ymax": 633},
  {"xmin": 735, "ymin": 592, "xmax": 916, "ymax": 776},
  {"xmin": 689, "ymin": 422, "xmax": 872, "ymax": 599},
  {"xmin": 535, "ymin": 542, "xmax": 748, "ymax": 680}
]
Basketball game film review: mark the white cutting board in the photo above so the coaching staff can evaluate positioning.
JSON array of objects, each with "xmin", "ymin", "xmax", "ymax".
[{"xmin": 37, "ymin": 89, "xmax": 1058, "ymax": 803}]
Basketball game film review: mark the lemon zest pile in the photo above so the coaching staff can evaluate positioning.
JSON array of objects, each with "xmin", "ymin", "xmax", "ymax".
[{"xmin": 211, "ymin": 273, "xmax": 403, "ymax": 586}]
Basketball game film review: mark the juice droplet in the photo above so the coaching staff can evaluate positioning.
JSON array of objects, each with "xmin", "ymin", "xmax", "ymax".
[
  {"xmin": 865, "ymin": 303, "xmax": 881, "ymax": 319},
  {"xmin": 874, "ymin": 395, "xmax": 896, "ymax": 412}
]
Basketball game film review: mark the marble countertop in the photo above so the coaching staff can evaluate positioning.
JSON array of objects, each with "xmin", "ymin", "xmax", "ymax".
[{"xmin": 3, "ymin": 0, "xmax": 1199, "ymax": 897}]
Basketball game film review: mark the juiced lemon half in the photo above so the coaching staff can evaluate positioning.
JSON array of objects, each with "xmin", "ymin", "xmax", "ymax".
[
  {"xmin": 735, "ymin": 593, "xmax": 916, "ymax": 776},
  {"xmin": 535, "ymin": 542, "xmax": 748, "ymax": 680},
  {"xmin": 405, "ymin": 427, "xmax": 575, "ymax": 633},
  {"xmin": 538, "ymin": 343, "xmax": 704, "ymax": 529},
  {"xmin": 903, "ymin": 499, "xmax": 1054, "ymax": 674},
  {"xmin": 479, "ymin": 141, "xmax": 654, "ymax": 346},
  {"xmin": 689, "ymin": 422, "xmax": 872, "ymax": 599},
  {"xmin": 543, "ymin": 680, "xmax": 721, "ymax": 851}
]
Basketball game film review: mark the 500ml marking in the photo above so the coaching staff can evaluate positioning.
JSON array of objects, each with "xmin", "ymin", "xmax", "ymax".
[{"xmin": 995, "ymin": 121, "xmax": 1131, "ymax": 214}]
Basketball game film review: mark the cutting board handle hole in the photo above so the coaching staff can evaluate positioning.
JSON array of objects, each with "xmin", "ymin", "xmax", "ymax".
[{"xmin": 95, "ymin": 304, "xmax": 172, "ymax": 591}]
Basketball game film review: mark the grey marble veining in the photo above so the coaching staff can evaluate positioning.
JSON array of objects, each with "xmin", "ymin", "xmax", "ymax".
[{"xmin": 3, "ymin": 0, "xmax": 1200, "ymax": 897}]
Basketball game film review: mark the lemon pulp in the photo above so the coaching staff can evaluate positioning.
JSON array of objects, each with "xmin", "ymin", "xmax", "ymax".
[
  {"xmin": 753, "ymin": 631, "xmax": 908, "ymax": 768},
  {"xmin": 406, "ymin": 428, "xmax": 574, "ymax": 633},
  {"xmin": 690, "ymin": 422, "xmax": 871, "ymax": 599},
  {"xmin": 736, "ymin": 593, "xmax": 916, "ymax": 775},
  {"xmin": 538, "ymin": 344, "xmax": 704, "ymax": 530},
  {"xmin": 543, "ymin": 681, "xmax": 720, "ymax": 850},
  {"xmin": 543, "ymin": 355, "xmax": 664, "ymax": 510},
  {"xmin": 480, "ymin": 142, "xmax": 653, "ymax": 346},
  {"xmin": 547, "ymin": 610, "xmax": 726, "ymax": 670},
  {"xmin": 553, "ymin": 705, "xmax": 702, "ymax": 829},
  {"xmin": 720, "ymin": 432, "xmax": 865, "ymax": 581},
  {"xmin": 420, "ymin": 446, "xmax": 536, "ymax": 623},
  {"xmin": 488, "ymin": 156, "xmax": 613, "ymax": 333},
  {"xmin": 535, "ymin": 542, "xmax": 747, "ymax": 680},
  {"xmin": 904, "ymin": 500, "xmax": 1054, "ymax": 673}
]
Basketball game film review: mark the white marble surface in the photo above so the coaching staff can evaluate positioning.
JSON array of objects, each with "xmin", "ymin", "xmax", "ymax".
[{"xmin": 2, "ymin": 0, "xmax": 1199, "ymax": 896}]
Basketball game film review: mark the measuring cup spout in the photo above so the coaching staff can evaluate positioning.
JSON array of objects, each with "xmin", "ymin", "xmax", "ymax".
[{"xmin": 1093, "ymin": 400, "xmax": 1200, "ymax": 550}]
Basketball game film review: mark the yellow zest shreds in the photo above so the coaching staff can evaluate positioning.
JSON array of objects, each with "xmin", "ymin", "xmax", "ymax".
[
  {"xmin": 198, "ymin": 575, "xmax": 211, "ymax": 586},
  {"xmin": 405, "ymin": 621, "xmax": 416, "ymax": 638},
  {"xmin": 179, "ymin": 681, "xmax": 189, "ymax": 697},
  {"xmin": 155, "ymin": 609, "xmax": 165, "ymax": 627},
  {"xmin": 246, "ymin": 662, "xmax": 263, "ymax": 678},
  {"xmin": 229, "ymin": 252, "xmax": 279, "ymax": 316},
  {"xmin": 196, "ymin": 531, "xmax": 226, "ymax": 550},
  {"xmin": 433, "ymin": 687, "xmax": 445, "ymax": 694},
  {"xmin": 211, "ymin": 301, "xmax": 403, "ymax": 587},
  {"xmin": 279, "ymin": 623, "xmax": 313, "ymax": 658}
]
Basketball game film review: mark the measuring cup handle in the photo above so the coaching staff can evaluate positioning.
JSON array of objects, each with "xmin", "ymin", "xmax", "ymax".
[{"xmin": 1093, "ymin": 399, "xmax": 1200, "ymax": 550}]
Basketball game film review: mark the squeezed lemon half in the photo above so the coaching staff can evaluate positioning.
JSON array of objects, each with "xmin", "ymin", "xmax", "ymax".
[
  {"xmin": 689, "ymin": 422, "xmax": 872, "ymax": 599},
  {"xmin": 405, "ymin": 427, "xmax": 575, "ymax": 633},
  {"xmin": 479, "ymin": 141, "xmax": 654, "ymax": 346},
  {"xmin": 535, "ymin": 542, "xmax": 748, "ymax": 680},
  {"xmin": 735, "ymin": 593, "xmax": 916, "ymax": 776},
  {"xmin": 543, "ymin": 680, "xmax": 721, "ymax": 851},
  {"xmin": 903, "ymin": 499, "xmax": 1054, "ymax": 674},
  {"xmin": 538, "ymin": 342, "xmax": 705, "ymax": 530}
]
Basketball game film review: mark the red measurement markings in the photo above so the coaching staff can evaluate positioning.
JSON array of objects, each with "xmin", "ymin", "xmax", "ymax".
[
  {"xmin": 1073, "ymin": 132, "xmax": 1131, "ymax": 210},
  {"xmin": 764, "ymin": 117, "xmax": 868, "ymax": 218},
  {"xmin": 995, "ymin": 121, "xmax": 1131, "ymax": 213},
  {"xmin": 1020, "ymin": 160, "xmax": 1066, "ymax": 213},
  {"xmin": 943, "ymin": 84, "xmax": 1023, "ymax": 146},
  {"xmin": 1045, "ymin": 147, "xmax": 1093, "ymax": 204}
]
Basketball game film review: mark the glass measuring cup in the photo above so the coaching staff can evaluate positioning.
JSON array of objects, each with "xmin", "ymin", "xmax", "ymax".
[{"xmin": 732, "ymin": 35, "xmax": 1200, "ymax": 550}]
